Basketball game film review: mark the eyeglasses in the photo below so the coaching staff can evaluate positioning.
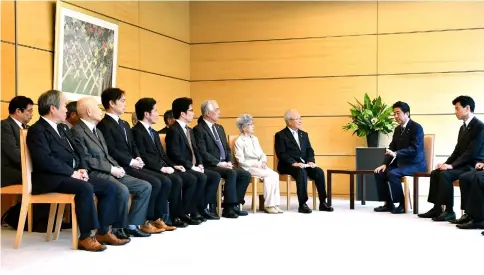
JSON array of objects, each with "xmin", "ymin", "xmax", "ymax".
[{"xmin": 290, "ymin": 117, "xmax": 302, "ymax": 121}]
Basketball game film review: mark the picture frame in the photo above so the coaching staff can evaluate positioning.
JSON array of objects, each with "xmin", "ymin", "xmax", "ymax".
[{"xmin": 53, "ymin": 2, "xmax": 119, "ymax": 103}]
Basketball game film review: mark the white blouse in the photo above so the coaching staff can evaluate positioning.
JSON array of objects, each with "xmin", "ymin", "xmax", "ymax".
[{"xmin": 234, "ymin": 134, "xmax": 267, "ymax": 171}]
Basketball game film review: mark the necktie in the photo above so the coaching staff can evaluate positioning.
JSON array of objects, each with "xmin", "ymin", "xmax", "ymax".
[
  {"xmin": 401, "ymin": 126, "xmax": 405, "ymax": 135},
  {"xmin": 148, "ymin": 127, "xmax": 155, "ymax": 143},
  {"xmin": 185, "ymin": 126, "xmax": 196, "ymax": 165},
  {"xmin": 21, "ymin": 124, "xmax": 26, "ymax": 129},
  {"xmin": 57, "ymin": 125, "xmax": 77, "ymax": 168},
  {"xmin": 118, "ymin": 119, "xmax": 127, "ymax": 141},
  {"xmin": 293, "ymin": 130, "xmax": 301, "ymax": 149},
  {"xmin": 463, "ymin": 122, "xmax": 467, "ymax": 130},
  {"xmin": 93, "ymin": 127, "xmax": 101, "ymax": 141},
  {"xmin": 212, "ymin": 125, "xmax": 226, "ymax": 161}
]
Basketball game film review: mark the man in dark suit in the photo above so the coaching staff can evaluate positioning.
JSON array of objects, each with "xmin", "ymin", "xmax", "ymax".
[
  {"xmin": 132, "ymin": 98, "xmax": 216, "ymax": 225},
  {"xmin": 166, "ymin": 98, "xmax": 222, "ymax": 219},
  {"xmin": 275, "ymin": 109, "xmax": 333, "ymax": 214},
  {"xmin": 454, "ymin": 162, "xmax": 484, "ymax": 231},
  {"xmin": 97, "ymin": 88, "xmax": 199, "ymax": 227},
  {"xmin": 64, "ymin": 101, "xmax": 79, "ymax": 129},
  {"xmin": 1, "ymin": 96, "xmax": 33, "ymax": 187},
  {"xmin": 71, "ymin": 97, "xmax": 159, "ymax": 239},
  {"xmin": 419, "ymin": 96, "xmax": 484, "ymax": 221},
  {"xmin": 373, "ymin": 101, "xmax": 427, "ymax": 214},
  {"xmin": 158, "ymin": 110, "xmax": 175, "ymax": 134},
  {"xmin": 193, "ymin": 99, "xmax": 250, "ymax": 218},
  {"xmin": 27, "ymin": 90, "xmax": 128, "ymax": 251}
]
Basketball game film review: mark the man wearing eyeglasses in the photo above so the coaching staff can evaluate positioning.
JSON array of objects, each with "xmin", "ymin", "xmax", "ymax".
[{"xmin": 275, "ymin": 109, "xmax": 333, "ymax": 214}]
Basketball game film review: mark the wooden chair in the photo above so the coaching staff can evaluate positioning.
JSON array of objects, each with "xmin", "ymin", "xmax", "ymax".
[
  {"xmin": 401, "ymin": 134, "xmax": 435, "ymax": 213},
  {"xmin": 228, "ymin": 135, "xmax": 260, "ymax": 213},
  {"xmin": 273, "ymin": 136, "xmax": 317, "ymax": 210},
  {"xmin": 14, "ymin": 129, "xmax": 78, "ymax": 249}
]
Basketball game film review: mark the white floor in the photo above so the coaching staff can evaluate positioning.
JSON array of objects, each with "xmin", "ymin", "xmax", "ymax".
[{"xmin": 1, "ymin": 196, "xmax": 482, "ymax": 275}]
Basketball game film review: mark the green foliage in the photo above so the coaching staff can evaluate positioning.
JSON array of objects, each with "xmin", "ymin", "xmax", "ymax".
[{"xmin": 342, "ymin": 93, "xmax": 395, "ymax": 137}]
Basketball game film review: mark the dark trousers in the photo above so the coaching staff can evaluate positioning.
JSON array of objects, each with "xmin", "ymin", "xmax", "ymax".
[
  {"xmin": 464, "ymin": 171, "xmax": 484, "ymax": 221},
  {"xmin": 187, "ymin": 169, "xmax": 221, "ymax": 213},
  {"xmin": 459, "ymin": 170, "xmax": 475, "ymax": 210},
  {"xmin": 206, "ymin": 167, "xmax": 250, "ymax": 206},
  {"xmin": 47, "ymin": 177, "xmax": 117, "ymax": 238},
  {"xmin": 374, "ymin": 165, "xmax": 406, "ymax": 204},
  {"xmin": 284, "ymin": 166, "xmax": 327, "ymax": 205},
  {"xmin": 428, "ymin": 168, "xmax": 469, "ymax": 210},
  {"xmin": 1, "ymin": 166, "xmax": 22, "ymax": 187}
]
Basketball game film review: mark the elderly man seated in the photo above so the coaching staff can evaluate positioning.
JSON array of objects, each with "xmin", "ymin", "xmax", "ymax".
[{"xmin": 234, "ymin": 114, "xmax": 282, "ymax": 214}]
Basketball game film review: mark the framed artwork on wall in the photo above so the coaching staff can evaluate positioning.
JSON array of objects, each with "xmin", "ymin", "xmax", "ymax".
[{"xmin": 54, "ymin": 2, "xmax": 119, "ymax": 103}]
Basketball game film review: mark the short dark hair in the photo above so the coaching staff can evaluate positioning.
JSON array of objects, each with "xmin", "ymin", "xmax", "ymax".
[
  {"xmin": 452, "ymin": 95, "xmax": 475, "ymax": 112},
  {"xmin": 163, "ymin": 110, "xmax": 174, "ymax": 124},
  {"xmin": 392, "ymin": 101, "xmax": 411, "ymax": 116},
  {"xmin": 66, "ymin": 101, "xmax": 78, "ymax": 118},
  {"xmin": 135, "ymin": 98, "xmax": 157, "ymax": 121},
  {"xmin": 172, "ymin": 97, "xmax": 193, "ymax": 119},
  {"xmin": 38, "ymin": 90, "xmax": 62, "ymax": 116},
  {"xmin": 8, "ymin": 96, "xmax": 33, "ymax": 114},
  {"xmin": 101, "ymin": 88, "xmax": 125, "ymax": 110}
]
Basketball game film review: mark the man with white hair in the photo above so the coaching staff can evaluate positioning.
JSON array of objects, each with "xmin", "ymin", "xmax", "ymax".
[
  {"xmin": 274, "ymin": 109, "xmax": 333, "ymax": 213},
  {"xmin": 193, "ymin": 100, "xmax": 251, "ymax": 218}
]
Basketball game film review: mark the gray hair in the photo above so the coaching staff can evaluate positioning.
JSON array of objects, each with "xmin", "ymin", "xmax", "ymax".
[
  {"xmin": 236, "ymin": 113, "xmax": 253, "ymax": 132},
  {"xmin": 284, "ymin": 109, "xmax": 296, "ymax": 122},
  {"xmin": 38, "ymin": 90, "xmax": 62, "ymax": 116},
  {"xmin": 201, "ymin": 100, "xmax": 216, "ymax": 117}
]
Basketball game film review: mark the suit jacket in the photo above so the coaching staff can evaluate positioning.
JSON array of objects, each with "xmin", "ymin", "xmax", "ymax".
[
  {"xmin": 1, "ymin": 117, "xmax": 23, "ymax": 171},
  {"xmin": 234, "ymin": 134, "xmax": 267, "ymax": 171},
  {"xmin": 71, "ymin": 120, "xmax": 119, "ymax": 175},
  {"xmin": 274, "ymin": 127, "xmax": 315, "ymax": 174},
  {"xmin": 165, "ymin": 121, "xmax": 203, "ymax": 170},
  {"xmin": 97, "ymin": 115, "xmax": 140, "ymax": 168},
  {"xmin": 158, "ymin": 127, "xmax": 169, "ymax": 134},
  {"xmin": 132, "ymin": 122, "xmax": 175, "ymax": 172},
  {"xmin": 193, "ymin": 120, "xmax": 232, "ymax": 167},
  {"xmin": 383, "ymin": 119, "xmax": 427, "ymax": 174},
  {"xmin": 26, "ymin": 118, "xmax": 86, "ymax": 194},
  {"xmin": 445, "ymin": 116, "xmax": 484, "ymax": 169}
]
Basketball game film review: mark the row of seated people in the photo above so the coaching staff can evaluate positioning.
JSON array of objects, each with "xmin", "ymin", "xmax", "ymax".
[
  {"xmin": 371, "ymin": 97, "xmax": 484, "ymax": 237},
  {"xmin": 1, "ymin": 88, "xmax": 333, "ymax": 252}
]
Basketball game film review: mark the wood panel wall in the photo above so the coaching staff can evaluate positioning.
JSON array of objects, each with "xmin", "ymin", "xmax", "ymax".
[{"xmin": 190, "ymin": 1, "xmax": 484, "ymax": 196}]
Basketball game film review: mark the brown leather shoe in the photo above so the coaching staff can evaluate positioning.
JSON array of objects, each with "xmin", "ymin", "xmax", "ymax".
[
  {"xmin": 78, "ymin": 236, "xmax": 107, "ymax": 252},
  {"xmin": 96, "ymin": 232, "xmax": 130, "ymax": 246},
  {"xmin": 152, "ymin": 219, "xmax": 176, "ymax": 231},
  {"xmin": 140, "ymin": 222, "xmax": 164, "ymax": 234}
]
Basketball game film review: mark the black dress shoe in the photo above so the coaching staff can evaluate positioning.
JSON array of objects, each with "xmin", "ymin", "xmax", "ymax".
[
  {"xmin": 418, "ymin": 207, "xmax": 442, "ymax": 218},
  {"xmin": 114, "ymin": 228, "xmax": 131, "ymax": 241},
  {"xmin": 481, "ymin": 231, "xmax": 484, "ymax": 236},
  {"xmin": 374, "ymin": 204, "xmax": 395, "ymax": 212},
  {"xmin": 180, "ymin": 214, "xmax": 201, "ymax": 225},
  {"xmin": 456, "ymin": 220, "xmax": 484, "ymax": 229},
  {"xmin": 125, "ymin": 227, "xmax": 151, "ymax": 237},
  {"xmin": 450, "ymin": 213, "xmax": 471, "ymax": 224},
  {"xmin": 191, "ymin": 213, "xmax": 207, "ymax": 222},
  {"xmin": 391, "ymin": 205, "xmax": 404, "ymax": 214},
  {"xmin": 172, "ymin": 217, "xmax": 188, "ymax": 228},
  {"xmin": 298, "ymin": 203, "xmax": 312, "ymax": 214},
  {"xmin": 319, "ymin": 202, "xmax": 334, "ymax": 212},
  {"xmin": 222, "ymin": 208, "xmax": 238, "ymax": 218},
  {"xmin": 432, "ymin": 211, "xmax": 456, "ymax": 222},
  {"xmin": 201, "ymin": 209, "xmax": 220, "ymax": 220},
  {"xmin": 233, "ymin": 206, "xmax": 248, "ymax": 216}
]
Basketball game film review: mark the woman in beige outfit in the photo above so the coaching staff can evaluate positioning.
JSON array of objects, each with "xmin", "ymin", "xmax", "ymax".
[{"xmin": 234, "ymin": 114, "xmax": 282, "ymax": 214}]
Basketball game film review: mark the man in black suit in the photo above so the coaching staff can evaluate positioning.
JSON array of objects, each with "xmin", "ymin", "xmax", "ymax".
[
  {"xmin": 132, "ymin": 98, "xmax": 217, "ymax": 225},
  {"xmin": 166, "ymin": 98, "xmax": 222, "ymax": 219},
  {"xmin": 97, "ymin": 88, "xmax": 200, "ymax": 227},
  {"xmin": 1, "ymin": 96, "xmax": 33, "ymax": 187},
  {"xmin": 27, "ymin": 90, "xmax": 128, "ymax": 251},
  {"xmin": 373, "ymin": 101, "xmax": 427, "ymax": 214},
  {"xmin": 193, "ymin": 99, "xmax": 250, "ymax": 218},
  {"xmin": 65, "ymin": 101, "xmax": 79, "ymax": 129},
  {"xmin": 419, "ymin": 96, "xmax": 484, "ymax": 221},
  {"xmin": 454, "ymin": 162, "xmax": 484, "ymax": 231},
  {"xmin": 158, "ymin": 110, "xmax": 175, "ymax": 134},
  {"xmin": 275, "ymin": 109, "xmax": 333, "ymax": 214}
]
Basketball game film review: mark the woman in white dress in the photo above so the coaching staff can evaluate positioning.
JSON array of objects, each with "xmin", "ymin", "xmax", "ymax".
[{"xmin": 234, "ymin": 114, "xmax": 282, "ymax": 214}]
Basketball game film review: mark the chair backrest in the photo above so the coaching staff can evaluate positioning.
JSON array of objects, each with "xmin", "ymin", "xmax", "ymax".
[
  {"xmin": 19, "ymin": 129, "xmax": 32, "ymax": 196},
  {"xmin": 424, "ymin": 134, "xmax": 435, "ymax": 173},
  {"xmin": 159, "ymin": 134, "xmax": 166, "ymax": 150},
  {"xmin": 228, "ymin": 135, "xmax": 238, "ymax": 167},
  {"xmin": 273, "ymin": 135, "xmax": 279, "ymax": 169}
]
